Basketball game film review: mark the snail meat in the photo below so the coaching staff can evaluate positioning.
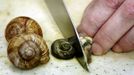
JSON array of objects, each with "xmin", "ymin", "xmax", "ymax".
[
  {"xmin": 7, "ymin": 33, "xmax": 49, "ymax": 69},
  {"xmin": 80, "ymin": 36, "xmax": 92, "ymax": 63},
  {"xmin": 5, "ymin": 16, "xmax": 43, "ymax": 42}
]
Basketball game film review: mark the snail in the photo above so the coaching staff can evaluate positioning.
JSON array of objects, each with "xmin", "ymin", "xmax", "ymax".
[
  {"xmin": 5, "ymin": 16, "xmax": 49, "ymax": 69},
  {"xmin": 51, "ymin": 36, "xmax": 92, "ymax": 63},
  {"xmin": 7, "ymin": 33, "xmax": 49, "ymax": 69},
  {"xmin": 5, "ymin": 16, "xmax": 43, "ymax": 42},
  {"xmin": 51, "ymin": 39, "xmax": 75, "ymax": 59}
]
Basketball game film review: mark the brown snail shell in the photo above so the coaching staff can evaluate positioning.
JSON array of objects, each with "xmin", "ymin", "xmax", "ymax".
[
  {"xmin": 7, "ymin": 33, "xmax": 49, "ymax": 69},
  {"xmin": 5, "ymin": 16, "xmax": 43, "ymax": 42}
]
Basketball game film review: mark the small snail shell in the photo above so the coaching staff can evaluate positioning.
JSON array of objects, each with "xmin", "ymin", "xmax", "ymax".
[
  {"xmin": 5, "ymin": 16, "xmax": 43, "ymax": 42},
  {"xmin": 8, "ymin": 33, "xmax": 49, "ymax": 69},
  {"xmin": 51, "ymin": 39, "xmax": 75, "ymax": 59},
  {"xmin": 80, "ymin": 36, "xmax": 92, "ymax": 64}
]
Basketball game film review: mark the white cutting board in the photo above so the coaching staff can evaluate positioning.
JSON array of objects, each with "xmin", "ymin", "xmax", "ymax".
[{"xmin": 0, "ymin": 0, "xmax": 134, "ymax": 75}]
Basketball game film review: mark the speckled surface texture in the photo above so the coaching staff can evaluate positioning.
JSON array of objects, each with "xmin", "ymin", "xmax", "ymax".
[{"xmin": 0, "ymin": 0, "xmax": 134, "ymax": 75}]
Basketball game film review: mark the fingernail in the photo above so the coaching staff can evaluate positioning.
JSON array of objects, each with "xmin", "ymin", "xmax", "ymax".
[
  {"xmin": 79, "ymin": 32, "xmax": 88, "ymax": 37},
  {"xmin": 92, "ymin": 43, "xmax": 104, "ymax": 55},
  {"xmin": 113, "ymin": 45, "xmax": 122, "ymax": 53}
]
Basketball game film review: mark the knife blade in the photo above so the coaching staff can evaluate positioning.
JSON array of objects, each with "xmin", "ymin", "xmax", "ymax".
[{"xmin": 45, "ymin": 0, "xmax": 90, "ymax": 71}]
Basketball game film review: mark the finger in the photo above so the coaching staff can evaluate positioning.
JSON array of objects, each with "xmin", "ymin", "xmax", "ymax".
[
  {"xmin": 92, "ymin": 0, "xmax": 134, "ymax": 55},
  {"xmin": 112, "ymin": 27, "xmax": 134, "ymax": 53},
  {"xmin": 78, "ymin": 0, "xmax": 125, "ymax": 37}
]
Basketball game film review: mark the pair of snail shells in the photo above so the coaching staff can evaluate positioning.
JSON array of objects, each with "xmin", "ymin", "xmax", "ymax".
[{"xmin": 5, "ymin": 16, "xmax": 49, "ymax": 69}]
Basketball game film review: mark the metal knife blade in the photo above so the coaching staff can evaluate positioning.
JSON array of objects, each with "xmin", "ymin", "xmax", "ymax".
[{"xmin": 45, "ymin": 0, "xmax": 89, "ymax": 71}]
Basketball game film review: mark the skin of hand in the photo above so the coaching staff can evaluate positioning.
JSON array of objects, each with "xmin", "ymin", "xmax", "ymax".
[{"xmin": 78, "ymin": 0, "xmax": 134, "ymax": 55}]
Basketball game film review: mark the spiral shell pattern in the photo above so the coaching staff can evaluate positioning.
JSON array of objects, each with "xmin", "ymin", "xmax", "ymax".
[
  {"xmin": 8, "ymin": 33, "xmax": 49, "ymax": 69},
  {"xmin": 51, "ymin": 39, "xmax": 75, "ymax": 59}
]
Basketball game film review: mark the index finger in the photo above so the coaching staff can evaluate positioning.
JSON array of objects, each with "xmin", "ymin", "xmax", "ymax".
[{"xmin": 78, "ymin": 0, "xmax": 125, "ymax": 37}]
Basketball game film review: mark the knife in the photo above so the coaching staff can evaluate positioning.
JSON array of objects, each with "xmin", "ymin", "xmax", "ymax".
[{"xmin": 45, "ymin": 0, "xmax": 91, "ymax": 71}]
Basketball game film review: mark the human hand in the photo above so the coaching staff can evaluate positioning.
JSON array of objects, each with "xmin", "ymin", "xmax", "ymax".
[{"xmin": 78, "ymin": 0, "xmax": 134, "ymax": 55}]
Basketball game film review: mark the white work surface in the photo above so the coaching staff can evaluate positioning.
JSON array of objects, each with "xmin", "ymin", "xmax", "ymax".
[{"xmin": 0, "ymin": 0, "xmax": 134, "ymax": 75}]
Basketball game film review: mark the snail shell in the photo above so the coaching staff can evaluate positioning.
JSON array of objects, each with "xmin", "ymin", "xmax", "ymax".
[
  {"xmin": 80, "ymin": 36, "xmax": 92, "ymax": 64},
  {"xmin": 8, "ymin": 33, "xmax": 49, "ymax": 69},
  {"xmin": 5, "ymin": 16, "xmax": 43, "ymax": 42},
  {"xmin": 51, "ymin": 39, "xmax": 75, "ymax": 59}
]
